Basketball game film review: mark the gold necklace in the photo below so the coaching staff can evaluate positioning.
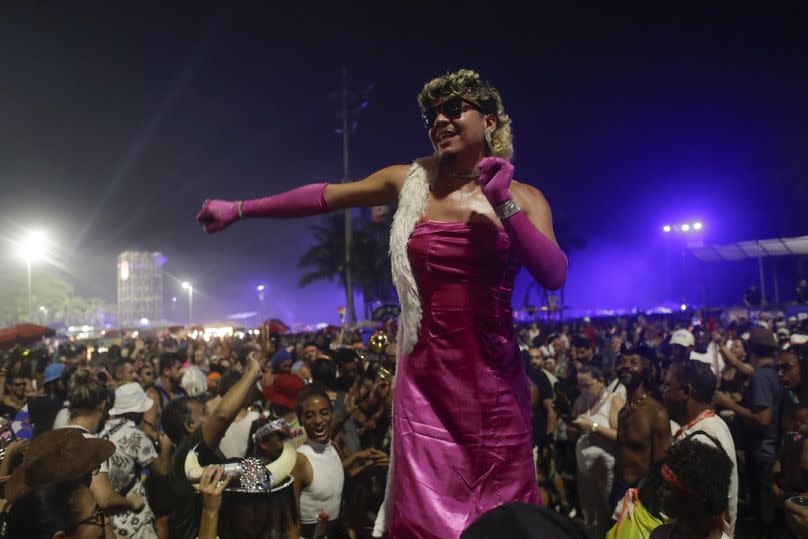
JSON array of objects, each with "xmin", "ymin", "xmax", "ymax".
[
  {"xmin": 450, "ymin": 170, "xmax": 479, "ymax": 179},
  {"xmin": 619, "ymin": 392, "xmax": 647, "ymax": 420}
]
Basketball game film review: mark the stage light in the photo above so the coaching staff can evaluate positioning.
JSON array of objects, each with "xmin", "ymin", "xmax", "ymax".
[
  {"xmin": 680, "ymin": 304, "xmax": 687, "ymax": 311},
  {"xmin": 257, "ymin": 285, "xmax": 265, "ymax": 292},
  {"xmin": 693, "ymin": 222, "xmax": 703, "ymax": 230},
  {"xmin": 681, "ymin": 224, "xmax": 690, "ymax": 232},
  {"xmin": 663, "ymin": 225, "xmax": 672, "ymax": 233}
]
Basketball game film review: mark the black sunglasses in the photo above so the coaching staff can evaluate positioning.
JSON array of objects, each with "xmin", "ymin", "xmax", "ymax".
[
  {"xmin": 422, "ymin": 97, "xmax": 486, "ymax": 128},
  {"xmin": 66, "ymin": 505, "xmax": 106, "ymax": 534}
]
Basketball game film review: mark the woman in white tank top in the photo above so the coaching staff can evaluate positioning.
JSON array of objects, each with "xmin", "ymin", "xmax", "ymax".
[{"xmin": 571, "ymin": 365, "xmax": 625, "ymax": 539}]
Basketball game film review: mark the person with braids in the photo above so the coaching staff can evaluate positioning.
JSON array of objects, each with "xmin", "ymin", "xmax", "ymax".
[
  {"xmin": 196, "ymin": 68, "xmax": 568, "ymax": 538},
  {"xmin": 649, "ymin": 438, "xmax": 733, "ymax": 539}
]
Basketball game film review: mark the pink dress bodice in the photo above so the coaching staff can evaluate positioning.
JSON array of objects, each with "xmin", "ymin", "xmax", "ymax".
[{"xmin": 390, "ymin": 220, "xmax": 540, "ymax": 539}]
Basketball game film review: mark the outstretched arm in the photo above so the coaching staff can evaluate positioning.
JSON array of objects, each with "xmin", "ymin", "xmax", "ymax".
[
  {"xmin": 196, "ymin": 165, "xmax": 407, "ymax": 233},
  {"xmin": 477, "ymin": 157, "xmax": 568, "ymax": 290}
]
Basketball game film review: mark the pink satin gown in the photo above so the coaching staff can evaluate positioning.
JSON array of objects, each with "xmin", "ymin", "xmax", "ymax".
[{"xmin": 390, "ymin": 220, "xmax": 541, "ymax": 539}]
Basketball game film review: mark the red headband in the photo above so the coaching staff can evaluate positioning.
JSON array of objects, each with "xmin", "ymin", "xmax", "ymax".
[{"xmin": 661, "ymin": 463, "xmax": 689, "ymax": 493}]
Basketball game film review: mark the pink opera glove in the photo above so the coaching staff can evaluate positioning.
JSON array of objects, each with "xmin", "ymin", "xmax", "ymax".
[
  {"xmin": 477, "ymin": 157, "xmax": 568, "ymax": 290},
  {"xmin": 196, "ymin": 183, "xmax": 329, "ymax": 234},
  {"xmin": 477, "ymin": 156, "xmax": 515, "ymax": 206}
]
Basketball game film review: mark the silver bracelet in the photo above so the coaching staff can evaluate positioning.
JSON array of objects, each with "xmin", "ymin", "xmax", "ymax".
[
  {"xmin": 236, "ymin": 200, "xmax": 244, "ymax": 220},
  {"xmin": 494, "ymin": 199, "xmax": 521, "ymax": 221}
]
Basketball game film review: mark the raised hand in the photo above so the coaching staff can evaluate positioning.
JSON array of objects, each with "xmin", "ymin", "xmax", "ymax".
[
  {"xmin": 199, "ymin": 465, "xmax": 231, "ymax": 513},
  {"xmin": 477, "ymin": 157, "xmax": 514, "ymax": 206},
  {"xmin": 196, "ymin": 199, "xmax": 240, "ymax": 234}
]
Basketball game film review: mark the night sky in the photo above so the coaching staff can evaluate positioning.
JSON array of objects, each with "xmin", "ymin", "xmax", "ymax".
[{"xmin": 2, "ymin": 2, "xmax": 807, "ymax": 326}]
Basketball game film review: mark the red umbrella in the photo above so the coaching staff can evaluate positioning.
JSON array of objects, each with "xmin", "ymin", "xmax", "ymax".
[
  {"xmin": 264, "ymin": 319, "xmax": 290, "ymax": 334},
  {"xmin": 0, "ymin": 323, "xmax": 56, "ymax": 349}
]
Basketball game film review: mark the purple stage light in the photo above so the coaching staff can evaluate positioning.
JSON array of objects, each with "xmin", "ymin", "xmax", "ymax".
[
  {"xmin": 693, "ymin": 222, "xmax": 703, "ymax": 230},
  {"xmin": 663, "ymin": 225, "xmax": 672, "ymax": 233},
  {"xmin": 681, "ymin": 224, "xmax": 691, "ymax": 232}
]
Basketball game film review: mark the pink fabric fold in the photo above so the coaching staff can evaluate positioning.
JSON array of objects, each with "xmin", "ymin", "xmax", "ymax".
[
  {"xmin": 502, "ymin": 211, "xmax": 568, "ymax": 290},
  {"xmin": 242, "ymin": 182, "xmax": 329, "ymax": 218}
]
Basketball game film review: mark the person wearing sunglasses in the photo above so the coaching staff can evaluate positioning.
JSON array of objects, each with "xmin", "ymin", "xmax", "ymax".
[
  {"xmin": 7, "ymin": 479, "xmax": 115, "ymax": 539},
  {"xmin": 196, "ymin": 68, "xmax": 568, "ymax": 539}
]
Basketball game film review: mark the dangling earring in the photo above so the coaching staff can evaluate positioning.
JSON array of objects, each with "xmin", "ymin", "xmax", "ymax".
[{"xmin": 484, "ymin": 130, "xmax": 494, "ymax": 153}]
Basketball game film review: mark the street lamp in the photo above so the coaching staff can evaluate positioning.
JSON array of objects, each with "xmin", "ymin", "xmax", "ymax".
[
  {"xmin": 182, "ymin": 282, "xmax": 193, "ymax": 324},
  {"xmin": 14, "ymin": 230, "xmax": 48, "ymax": 321}
]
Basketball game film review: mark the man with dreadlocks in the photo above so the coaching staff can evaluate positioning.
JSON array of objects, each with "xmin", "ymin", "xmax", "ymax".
[{"xmin": 196, "ymin": 68, "xmax": 568, "ymax": 539}]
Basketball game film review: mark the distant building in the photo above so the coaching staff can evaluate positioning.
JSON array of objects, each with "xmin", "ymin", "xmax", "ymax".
[{"xmin": 117, "ymin": 251, "xmax": 167, "ymax": 326}]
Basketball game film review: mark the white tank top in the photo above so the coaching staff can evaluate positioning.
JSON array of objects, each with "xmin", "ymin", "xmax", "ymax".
[
  {"xmin": 578, "ymin": 391, "xmax": 616, "ymax": 453},
  {"xmin": 297, "ymin": 442, "xmax": 344, "ymax": 524}
]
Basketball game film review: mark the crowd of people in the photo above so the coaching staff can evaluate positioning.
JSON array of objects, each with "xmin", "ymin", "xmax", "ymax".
[{"xmin": 0, "ymin": 309, "xmax": 807, "ymax": 538}]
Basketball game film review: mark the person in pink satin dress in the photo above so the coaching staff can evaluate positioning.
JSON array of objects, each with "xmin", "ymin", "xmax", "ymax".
[{"xmin": 196, "ymin": 69, "xmax": 568, "ymax": 539}]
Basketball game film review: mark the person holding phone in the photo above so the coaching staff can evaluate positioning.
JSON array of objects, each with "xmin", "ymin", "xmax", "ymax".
[{"xmin": 196, "ymin": 69, "xmax": 568, "ymax": 539}]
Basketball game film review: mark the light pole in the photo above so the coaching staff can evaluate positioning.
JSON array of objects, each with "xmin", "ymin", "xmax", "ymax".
[
  {"xmin": 14, "ymin": 230, "xmax": 48, "ymax": 321},
  {"xmin": 182, "ymin": 282, "xmax": 193, "ymax": 324},
  {"xmin": 662, "ymin": 221, "xmax": 705, "ymax": 307}
]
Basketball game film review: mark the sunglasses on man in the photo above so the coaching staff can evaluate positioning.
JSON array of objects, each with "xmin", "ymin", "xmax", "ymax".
[{"xmin": 422, "ymin": 97, "xmax": 495, "ymax": 128}]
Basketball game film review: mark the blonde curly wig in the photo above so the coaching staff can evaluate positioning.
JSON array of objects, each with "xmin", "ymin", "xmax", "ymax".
[{"xmin": 417, "ymin": 69, "xmax": 513, "ymax": 161}]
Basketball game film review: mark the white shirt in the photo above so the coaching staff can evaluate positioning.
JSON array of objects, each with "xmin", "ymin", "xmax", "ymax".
[
  {"xmin": 298, "ymin": 441, "xmax": 344, "ymax": 525},
  {"xmin": 219, "ymin": 410, "xmax": 260, "ymax": 459},
  {"xmin": 690, "ymin": 342, "xmax": 725, "ymax": 377},
  {"xmin": 673, "ymin": 414, "xmax": 738, "ymax": 536},
  {"xmin": 53, "ymin": 406, "xmax": 70, "ymax": 430}
]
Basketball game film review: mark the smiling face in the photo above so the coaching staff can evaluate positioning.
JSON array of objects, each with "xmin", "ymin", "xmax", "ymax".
[
  {"xmin": 425, "ymin": 97, "xmax": 495, "ymax": 162},
  {"xmin": 616, "ymin": 353, "xmax": 647, "ymax": 389},
  {"xmin": 300, "ymin": 395, "xmax": 332, "ymax": 443}
]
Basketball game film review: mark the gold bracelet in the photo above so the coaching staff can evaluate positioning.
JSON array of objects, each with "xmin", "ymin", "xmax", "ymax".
[
  {"xmin": 236, "ymin": 201, "xmax": 244, "ymax": 220},
  {"xmin": 591, "ymin": 422, "xmax": 599, "ymax": 433}
]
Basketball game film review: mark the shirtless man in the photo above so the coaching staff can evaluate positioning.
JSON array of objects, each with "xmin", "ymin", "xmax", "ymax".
[{"xmin": 612, "ymin": 345, "xmax": 671, "ymax": 511}]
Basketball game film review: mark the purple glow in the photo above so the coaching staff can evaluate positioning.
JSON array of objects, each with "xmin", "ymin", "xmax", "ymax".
[
  {"xmin": 663, "ymin": 225, "xmax": 672, "ymax": 233},
  {"xmin": 681, "ymin": 224, "xmax": 691, "ymax": 232},
  {"xmin": 693, "ymin": 222, "xmax": 703, "ymax": 230}
]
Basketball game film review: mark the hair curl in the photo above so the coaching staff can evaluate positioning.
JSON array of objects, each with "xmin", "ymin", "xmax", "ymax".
[
  {"xmin": 417, "ymin": 69, "xmax": 514, "ymax": 160},
  {"xmin": 666, "ymin": 438, "xmax": 732, "ymax": 517}
]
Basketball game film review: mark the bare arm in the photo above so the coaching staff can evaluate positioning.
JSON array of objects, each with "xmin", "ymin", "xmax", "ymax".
[
  {"xmin": 720, "ymin": 346, "xmax": 754, "ymax": 376},
  {"xmin": 543, "ymin": 398, "xmax": 557, "ymax": 438},
  {"xmin": 294, "ymin": 453, "xmax": 313, "ymax": 522},
  {"xmin": 718, "ymin": 396, "xmax": 773, "ymax": 428},
  {"xmin": 323, "ymin": 165, "xmax": 408, "ymax": 209},
  {"xmin": 202, "ymin": 349, "xmax": 267, "ymax": 449},
  {"xmin": 651, "ymin": 407, "xmax": 672, "ymax": 463},
  {"xmin": 510, "ymin": 182, "xmax": 560, "ymax": 245},
  {"xmin": 90, "ymin": 472, "xmax": 143, "ymax": 513}
]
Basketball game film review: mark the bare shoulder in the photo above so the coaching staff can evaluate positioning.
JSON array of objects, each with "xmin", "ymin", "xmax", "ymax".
[
  {"xmin": 510, "ymin": 180, "xmax": 549, "ymax": 201},
  {"xmin": 510, "ymin": 180, "xmax": 552, "ymax": 213},
  {"xmin": 611, "ymin": 394, "xmax": 626, "ymax": 409},
  {"xmin": 649, "ymin": 399, "xmax": 670, "ymax": 424},
  {"xmin": 379, "ymin": 164, "xmax": 410, "ymax": 191},
  {"xmin": 296, "ymin": 452, "xmax": 313, "ymax": 487}
]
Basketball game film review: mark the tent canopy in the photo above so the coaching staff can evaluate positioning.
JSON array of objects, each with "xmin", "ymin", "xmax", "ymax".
[{"xmin": 690, "ymin": 235, "xmax": 808, "ymax": 262}]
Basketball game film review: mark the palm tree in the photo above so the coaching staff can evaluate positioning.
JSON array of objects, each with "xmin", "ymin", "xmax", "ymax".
[
  {"xmin": 298, "ymin": 214, "xmax": 398, "ymax": 322},
  {"xmin": 298, "ymin": 215, "xmax": 359, "ymax": 324}
]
